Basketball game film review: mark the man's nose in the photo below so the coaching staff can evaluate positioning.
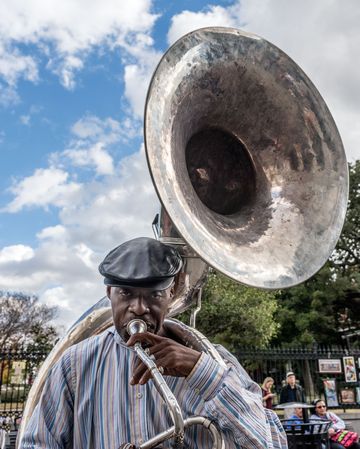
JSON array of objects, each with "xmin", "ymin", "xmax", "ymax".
[{"xmin": 130, "ymin": 297, "xmax": 149, "ymax": 315}]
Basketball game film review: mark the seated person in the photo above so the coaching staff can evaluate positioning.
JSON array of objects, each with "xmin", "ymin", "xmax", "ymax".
[
  {"xmin": 310, "ymin": 400, "xmax": 360, "ymax": 449},
  {"xmin": 284, "ymin": 407, "xmax": 304, "ymax": 431},
  {"xmin": 284, "ymin": 408, "xmax": 319, "ymax": 431}
]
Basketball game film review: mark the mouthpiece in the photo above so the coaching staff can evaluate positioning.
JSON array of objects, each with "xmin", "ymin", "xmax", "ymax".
[{"xmin": 127, "ymin": 319, "xmax": 147, "ymax": 336}]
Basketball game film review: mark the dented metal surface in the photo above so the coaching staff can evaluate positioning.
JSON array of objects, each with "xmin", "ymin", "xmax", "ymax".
[
  {"xmin": 144, "ymin": 27, "xmax": 348, "ymax": 289},
  {"xmin": 18, "ymin": 26, "xmax": 349, "ymax": 447}
]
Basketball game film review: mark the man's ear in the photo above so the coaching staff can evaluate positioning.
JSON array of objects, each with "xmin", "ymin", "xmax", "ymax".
[
  {"xmin": 169, "ymin": 283, "xmax": 175, "ymax": 299},
  {"xmin": 165, "ymin": 284, "xmax": 175, "ymax": 314},
  {"xmin": 106, "ymin": 286, "xmax": 111, "ymax": 299}
]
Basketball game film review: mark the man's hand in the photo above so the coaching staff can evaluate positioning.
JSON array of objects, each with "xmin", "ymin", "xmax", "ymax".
[{"xmin": 127, "ymin": 332, "xmax": 201, "ymax": 385}]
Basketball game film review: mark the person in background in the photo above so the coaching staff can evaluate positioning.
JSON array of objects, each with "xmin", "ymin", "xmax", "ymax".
[
  {"xmin": 284, "ymin": 407, "xmax": 304, "ymax": 432},
  {"xmin": 280, "ymin": 371, "xmax": 306, "ymax": 404},
  {"xmin": 310, "ymin": 399, "xmax": 360, "ymax": 449},
  {"xmin": 289, "ymin": 407, "xmax": 303, "ymax": 424},
  {"xmin": 261, "ymin": 377, "xmax": 275, "ymax": 409}
]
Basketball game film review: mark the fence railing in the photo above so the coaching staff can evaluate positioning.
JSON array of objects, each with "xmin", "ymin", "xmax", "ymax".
[
  {"xmin": 0, "ymin": 350, "xmax": 47, "ymax": 429},
  {"xmin": 0, "ymin": 344, "xmax": 359, "ymax": 431},
  {"xmin": 235, "ymin": 345, "xmax": 360, "ymax": 409}
]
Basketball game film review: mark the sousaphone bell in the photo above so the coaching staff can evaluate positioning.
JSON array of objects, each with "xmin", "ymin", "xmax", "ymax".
[
  {"xmin": 145, "ymin": 27, "xmax": 348, "ymax": 291},
  {"xmin": 18, "ymin": 27, "xmax": 348, "ymax": 448}
]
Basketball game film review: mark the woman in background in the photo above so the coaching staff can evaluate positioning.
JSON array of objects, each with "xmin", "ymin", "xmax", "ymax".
[
  {"xmin": 310, "ymin": 399, "xmax": 360, "ymax": 449},
  {"xmin": 261, "ymin": 377, "xmax": 276, "ymax": 409}
]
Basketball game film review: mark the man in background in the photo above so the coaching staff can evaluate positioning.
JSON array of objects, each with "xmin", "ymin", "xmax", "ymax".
[{"xmin": 280, "ymin": 371, "xmax": 306, "ymax": 404}]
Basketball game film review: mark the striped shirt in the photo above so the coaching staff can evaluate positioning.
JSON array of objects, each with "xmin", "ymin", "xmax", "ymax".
[{"xmin": 21, "ymin": 327, "xmax": 287, "ymax": 449}]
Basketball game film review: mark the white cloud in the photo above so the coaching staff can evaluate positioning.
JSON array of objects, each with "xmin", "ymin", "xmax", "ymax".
[
  {"xmin": 2, "ymin": 0, "xmax": 359, "ymax": 332},
  {"xmin": 0, "ymin": 244, "xmax": 34, "ymax": 263},
  {"xmin": 167, "ymin": 0, "xmax": 360, "ymax": 161},
  {"xmin": 58, "ymin": 145, "xmax": 159, "ymax": 250},
  {"xmin": 56, "ymin": 115, "xmax": 141, "ymax": 176},
  {"xmin": 3, "ymin": 167, "xmax": 82, "ymax": 212},
  {"xmin": 3, "ymin": 113, "xmax": 144, "ymax": 217},
  {"xmin": 121, "ymin": 34, "xmax": 163, "ymax": 118},
  {"xmin": 0, "ymin": 43, "xmax": 38, "ymax": 85},
  {"xmin": 167, "ymin": 5, "xmax": 238, "ymax": 44},
  {"xmin": 124, "ymin": 64, "xmax": 152, "ymax": 118},
  {"xmin": 41, "ymin": 287, "xmax": 71, "ymax": 311},
  {"xmin": 70, "ymin": 115, "xmax": 137, "ymax": 143},
  {"xmin": 0, "ymin": 1, "xmax": 162, "ymax": 115},
  {"xmin": 37, "ymin": 225, "xmax": 67, "ymax": 241},
  {"xmin": 48, "ymin": 55, "xmax": 84, "ymax": 90},
  {"xmin": 19, "ymin": 105, "xmax": 42, "ymax": 126},
  {"xmin": 0, "ymin": 133, "xmax": 159, "ymax": 329},
  {"xmin": 64, "ymin": 143, "xmax": 114, "ymax": 176},
  {"xmin": 0, "ymin": 83, "xmax": 19, "ymax": 106},
  {"xmin": 0, "ymin": 0, "xmax": 158, "ymax": 94},
  {"xmin": 72, "ymin": 116, "xmax": 112, "ymax": 140},
  {"xmin": 20, "ymin": 115, "xmax": 31, "ymax": 126}
]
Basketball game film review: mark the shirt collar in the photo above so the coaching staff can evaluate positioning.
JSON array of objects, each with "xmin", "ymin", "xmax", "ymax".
[{"xmin": 107, "ymin": 325, "xmax": 135, "ymax": 351}]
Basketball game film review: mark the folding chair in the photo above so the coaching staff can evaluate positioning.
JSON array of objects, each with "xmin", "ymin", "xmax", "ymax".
[{"xmin": 282, "ymin": 419, "xmax": 331, "ymax": 449}]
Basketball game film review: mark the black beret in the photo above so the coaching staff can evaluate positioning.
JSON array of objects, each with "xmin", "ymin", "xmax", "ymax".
[{"xmin": 99, "ymin": 237, "xmax": 183, "ymax": 290}]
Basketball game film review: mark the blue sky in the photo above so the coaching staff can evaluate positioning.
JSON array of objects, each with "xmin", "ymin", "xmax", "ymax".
[{"xmin": 0, "ymin": 0, "xmax": 359, "ymax": 331}]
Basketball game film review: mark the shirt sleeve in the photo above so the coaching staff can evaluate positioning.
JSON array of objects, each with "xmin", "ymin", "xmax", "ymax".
[
  {"xmin": 329, "ymin": 412, "xmax": 345, "ymax": 431},
  {"xmin": 19, "ymin": 349, "xmax": 74, "ymax": 449},
  {"xmin": 185, "ymin": 348, "xmax": 288, "ymax": 449},
  {"xmin": 279, "ymin": 387, "xmax": 286, "ymax": 404}
]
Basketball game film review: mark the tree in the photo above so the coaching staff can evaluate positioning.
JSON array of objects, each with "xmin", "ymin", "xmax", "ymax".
[
  {"xmin": 180, "ymin": 271, "xmax": 279, "ymax": 351},
  {"xmin": 332, "ymin": 160, "xmax": 360, "ymax": 275},
  {"xmin": 0, "ymin": 291, "xmax": 59, "ymax": 352},
  {"xmin": 272, "ymin": 161, "xmax": 360, "ymax": 347},
  {"xmin": 272, "ymin": 265, "xmax": 344, "ymax": 346}
]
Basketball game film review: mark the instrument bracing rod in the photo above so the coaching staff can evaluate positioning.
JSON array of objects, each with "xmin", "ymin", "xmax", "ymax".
[
  {"xmin": 139, "ymin": 416, "xmax": 225, "ymax": 449},
  {"xmin": 127, "ymin": 319, "xmax": 185, "ymax": 447},
  {"xmin": 127, "ymin": 319, "xmax": 224, "ymax": 449}
]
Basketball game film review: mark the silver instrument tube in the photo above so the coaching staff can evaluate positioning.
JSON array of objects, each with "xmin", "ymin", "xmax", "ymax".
[
  {"xmin": 127, "ymin": 319, "xmax": 224, "ymax": 449},
  {"xmin": 139, "ymin": 417, "xmax": 225, "ymax": 449},
  {"xmin": 126, "ymin": 320, "xmax": 185, "ymax": 447}
]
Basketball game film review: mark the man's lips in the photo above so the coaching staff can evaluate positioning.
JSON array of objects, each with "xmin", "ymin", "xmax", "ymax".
[{"xmin": 123, "ymin": 320, "xmax": 156, "ymax": 333}]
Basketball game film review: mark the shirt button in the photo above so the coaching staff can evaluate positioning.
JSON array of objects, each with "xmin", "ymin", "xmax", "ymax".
[
  {"xmin": 194, "ymin": 388, "xmax": 200, "ymax": 394},
  {"xmin": 137, "ymin": 392, "xmax": 143, "ymax": 399},
  {"xmin": 139, "ymin": 439, "xmax": 144, "ymax": 444}
]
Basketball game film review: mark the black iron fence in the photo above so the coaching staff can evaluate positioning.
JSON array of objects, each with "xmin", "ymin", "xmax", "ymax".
[
  {"xmin": 235, "ymin": 345, "xmax": 360, "ymax": 409},
  {"xmin": 0, "ymin": 350, "xmax": 47, "ymax": 430},
  {"xmin": 0, "ymin": 345, "xmax": 359, "ymax": 432}
]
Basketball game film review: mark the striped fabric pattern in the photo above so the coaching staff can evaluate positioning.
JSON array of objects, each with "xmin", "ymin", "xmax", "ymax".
[{"xmin": 20, "ymin": 327, "xmax": 287, "ymax": 449}]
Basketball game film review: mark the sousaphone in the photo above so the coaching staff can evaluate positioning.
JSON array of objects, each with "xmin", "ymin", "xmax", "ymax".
[
  {"xmin": 17, "ymin": 27, "xmax": 348, "ymax": 448},
  {"xmin": 145, "ymin": 27, "xmax": 348, "ymax": 290}
]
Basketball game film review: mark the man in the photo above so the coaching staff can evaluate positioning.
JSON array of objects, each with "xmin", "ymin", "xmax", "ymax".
[
  {"xmin": 283, "ymin": 407, "xmax": 303, "ymax": 431},
  {"xmin": 21, "ymin": 237, "xmax": 287, "ymax": 448},
  {"xmin": 279, "ymin": 372, "xmax": 306, "ymax": 404}
]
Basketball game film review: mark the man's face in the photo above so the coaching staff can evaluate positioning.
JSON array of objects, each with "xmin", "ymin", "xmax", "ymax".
[
  {"xmin": 107, "ymin": 285, "xmax": 174, "ymax": 340},
  {"xmin": 294, "ymin": 408, "xmax": 303, "ymax": 419},
  {"xmin": 287, "ymin": 375, "xmax": 296, "ymax": 386}
]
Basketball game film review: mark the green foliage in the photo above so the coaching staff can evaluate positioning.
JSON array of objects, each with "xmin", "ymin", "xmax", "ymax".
[
  {"xmin": 273, "ymin": 265, "xmax": 343, "ymax": 346},
  {"xmin": 332, "ymin": 160, "xmax": 360, "ymax": 275},
  {"xmin": 26, "ymin": 323, "xmax": 59, "ymax": 353},
  {"xmin": 273, "ymin": 161, "xmax": 360, "ymax": 347},
  {"xmin": 178, "ymin": 162, "xmax": 359, "ymax": 350},
  {"xmin": 180, "ymin": 271, "xmax": 279, "ymax": 351}
]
